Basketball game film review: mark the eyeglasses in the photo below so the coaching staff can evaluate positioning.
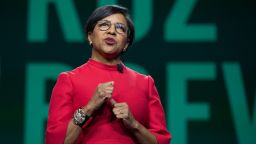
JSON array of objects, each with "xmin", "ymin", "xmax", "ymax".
[{"xmin": 96, "ymin": 20, "xmax": 128, "ymax": 34}]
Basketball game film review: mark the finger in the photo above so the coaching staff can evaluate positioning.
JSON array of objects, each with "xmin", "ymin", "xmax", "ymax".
[
  {"xmin": 116, "ymin": 114, "xmax": 124, "ymax": 119},
  {"xmin": 98, "ymin": 87, "xmax": 112, "ymax": 93},
  {"xmin": 114, "ymin": 108, "xmax": 127, "ymax": 115},
  {"xmin": 98, "ymin": 90, "xmax": 106, "ymax": 97},
  {"xmin": 103, "ymin": 87, "xmax": 114, "ymax": 91},
  {"xmin": 115, "ymin": 112, "xmax": 129, "ymax": 119},
  {"xmin": 99, "ymin": 83, "xmax": 113, "ymax": 89},
  {"xmin": 98, "ymin": 88, "xmax": 113, "ymax": 96},
  {"xmin": 104, "ymin": 89, "xmax": 113, "ymax": 94},
  {"xmin": 110, "ymin": 98, "xmax": 116, "ymax": 106},
  {"xmin": 104, "ymin": 92, "xmax": 113, "ymax": 99},
  {"xmin": 105, "ymin": 86, "xmax": 114, "ymax": 91},
  {"xmin": 113, "ymin": 107, "xmax": 124, "ymax": 114},
  {"xmin": 112, "ymin": 108, "xmax": 120, "ymax": 115},
  {"xmin": 101, "ymin": 83, "xmax": 114, "ymax": 91},
  {"xmin": 102, "ymin": 81, "xmax": 114, "ymax": 86},
  {"xmin": 105, "ymin": 94, "xmax": 112, "ymax": 98},
  {"xmin": 114, "ymin": 102, "xmax": 127, "ymax": 108}
]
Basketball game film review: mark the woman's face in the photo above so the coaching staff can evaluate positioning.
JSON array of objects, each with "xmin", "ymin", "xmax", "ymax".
[{"xmin": 88, "ymin": 13, "xmax": 129, "ymax": 59}]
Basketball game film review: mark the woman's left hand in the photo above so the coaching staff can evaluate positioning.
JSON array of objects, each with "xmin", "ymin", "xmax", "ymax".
[{"xmin": 112, "ymin": 102, "xmax": 138, "ymax": 129}]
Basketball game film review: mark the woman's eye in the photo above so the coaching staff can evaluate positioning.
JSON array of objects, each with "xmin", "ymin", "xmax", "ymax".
[
  {"xmin": 99, "ymin": 22, "xmax": 109, "ymax": 27},
  {"xmin": 116, "ymin": 24, "xmax": 126, "ymax": 32}
]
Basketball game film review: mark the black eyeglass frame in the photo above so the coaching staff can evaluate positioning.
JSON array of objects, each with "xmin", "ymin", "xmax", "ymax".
[{"xmin": 96, "ymin": 20, "xmax": 129, "ymax": 35}]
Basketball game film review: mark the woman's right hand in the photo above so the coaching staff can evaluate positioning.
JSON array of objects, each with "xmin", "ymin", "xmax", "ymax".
[{"xmin": 85, "ymin": 81, "xmax": 114, "ymax": 114}]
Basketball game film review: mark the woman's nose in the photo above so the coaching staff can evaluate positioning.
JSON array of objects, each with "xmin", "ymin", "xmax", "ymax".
[{"xmin": 107, "ymin": 24, "xmax": 116, "ymax": 35}]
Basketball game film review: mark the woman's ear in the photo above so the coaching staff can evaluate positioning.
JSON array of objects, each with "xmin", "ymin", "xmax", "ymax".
[
  {"xmin": 87, "ymin": 32, "xmax": 92, "ymax": 43},
  {"xmin": 87, "ymin": 32, "xmax": 93, "ymax": 46},
  {"xmin": 123, "ymin": 42, "xmax": 129, "ymax": 52}
]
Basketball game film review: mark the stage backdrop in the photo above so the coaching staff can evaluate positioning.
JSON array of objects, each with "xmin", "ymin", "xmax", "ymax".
[{"xmin": 2, "ymin": 0, "xmax": 255, "ymax": 144}]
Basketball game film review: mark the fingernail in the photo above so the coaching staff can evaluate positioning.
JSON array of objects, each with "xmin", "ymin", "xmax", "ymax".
[{"xmin": 110, "ymin": 98, "xmax": 116, "ymax": 106}]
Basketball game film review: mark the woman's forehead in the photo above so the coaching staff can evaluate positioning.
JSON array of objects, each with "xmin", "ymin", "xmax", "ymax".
[{"xmin": 101, "ymin": 13, "xmax": 127, "ymax": 24}]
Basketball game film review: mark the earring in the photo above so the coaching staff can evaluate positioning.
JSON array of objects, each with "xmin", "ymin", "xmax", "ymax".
[
  {"xmin": 89, "ymin": 41, "xmax": 93, "ymax": 47},
  {"xmin": 123, "ymin": 48, "xmax": 126, "ymax": 52}
]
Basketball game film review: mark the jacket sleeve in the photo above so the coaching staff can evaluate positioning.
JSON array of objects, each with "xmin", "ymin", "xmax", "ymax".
[
  {"xmin": 147, "ymin": 76, "xmax": 172, "ymax": 144},
  {"xmin": 45, "ymin": 72, "xmax": 74, "ymax": 144}
]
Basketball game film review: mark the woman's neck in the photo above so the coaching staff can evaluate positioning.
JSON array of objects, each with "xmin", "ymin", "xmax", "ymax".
[{"xmin": 91, "ymin": 50, "xmax": 121, "ymax": 65}]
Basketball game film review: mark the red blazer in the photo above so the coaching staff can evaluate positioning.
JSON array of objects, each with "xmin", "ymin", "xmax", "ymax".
[{"xmin": 45, "ymin": 59, "xmax": 171, "ymax": 144}]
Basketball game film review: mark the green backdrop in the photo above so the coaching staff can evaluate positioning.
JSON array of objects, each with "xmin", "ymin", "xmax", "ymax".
[{"xmin": 2, "ymin": 0, "xmax": 255, "ymax": 144}]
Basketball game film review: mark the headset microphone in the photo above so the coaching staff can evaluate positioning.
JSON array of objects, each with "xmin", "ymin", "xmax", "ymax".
[{"xmin": 117, "ymin": 63, "xmax": 123, "ymax": 73}]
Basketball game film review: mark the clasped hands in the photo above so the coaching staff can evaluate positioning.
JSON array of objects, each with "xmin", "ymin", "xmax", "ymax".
[{"xmin": 86, "ymin": 81, "xmax": 138, "ymax": 129}]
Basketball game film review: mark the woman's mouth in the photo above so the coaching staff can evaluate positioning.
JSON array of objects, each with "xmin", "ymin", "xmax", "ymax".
[{"xmin": 104, "ymin": 37, "xmax": 117, "ymax": 45}]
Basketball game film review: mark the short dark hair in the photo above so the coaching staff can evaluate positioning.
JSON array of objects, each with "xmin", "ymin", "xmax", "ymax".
[{"xmin": 85, "ymin": 5, "xmax": 135, "ymax": 47}]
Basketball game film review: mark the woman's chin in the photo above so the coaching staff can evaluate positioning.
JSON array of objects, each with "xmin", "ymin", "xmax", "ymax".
[{"xmin": 102, "ymin": 52, "xmax": 120, "ymax": 59}]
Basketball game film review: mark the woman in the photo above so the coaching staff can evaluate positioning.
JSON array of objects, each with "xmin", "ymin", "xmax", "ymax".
[{"xmin": 45, "ymin": 5, "xmax": 171, "ymax": 144}]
